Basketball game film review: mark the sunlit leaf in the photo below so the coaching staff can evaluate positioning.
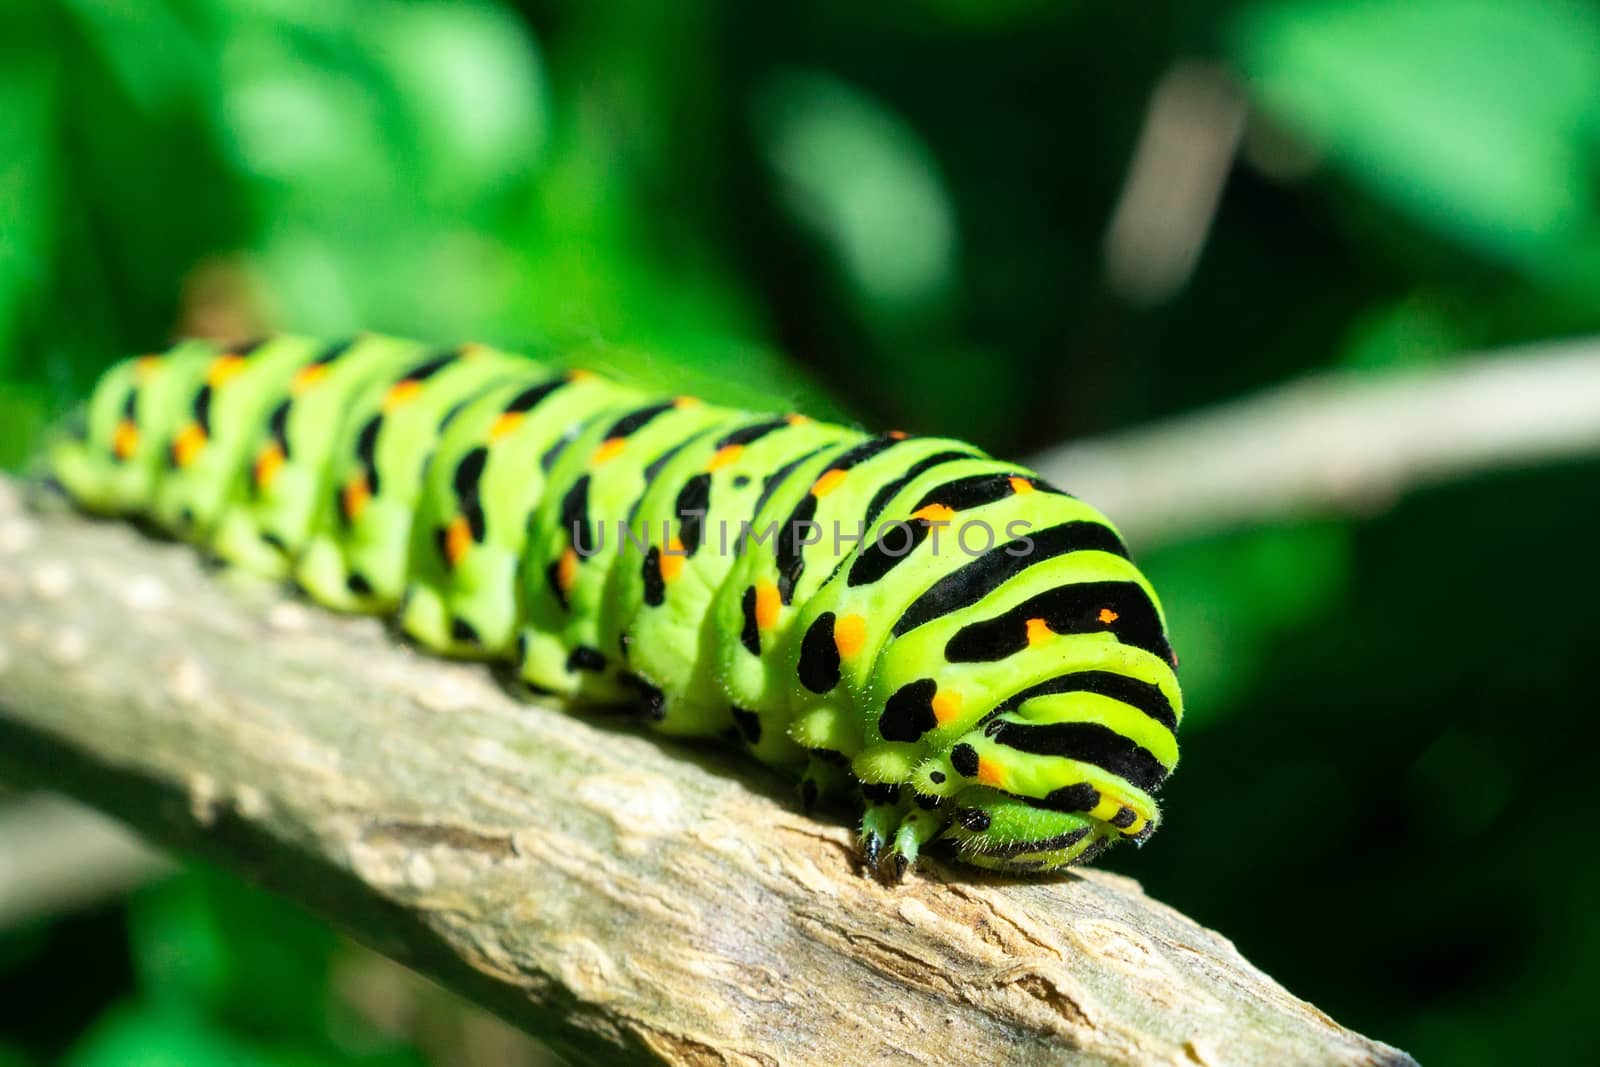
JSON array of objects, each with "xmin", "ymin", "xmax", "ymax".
[
  {"xmin": 374, "ymin": 2, "xmax": 549, "ymax": 206},
  {"xmin": 218, "ymin": 34, "xmax": 389, "ymax": 190},
  {"xmin": 1232, "ymin": 0, "xmax": 1600, "ymax": 282},
  {"xmin": 64, "ymin": 1003, "xmax": 279, "ymax": 1067},
  {"xmin": 127, "ymin": 868, "xmax": 335, "ymax": 1036},
  {"xmin": 753, "ymin": 70, "xmax": 957, "ymax": 318}
]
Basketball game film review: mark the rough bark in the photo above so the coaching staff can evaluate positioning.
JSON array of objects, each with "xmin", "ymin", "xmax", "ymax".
[{"xmin": 0, "ymin": 477, "xmax": 1414, "ymax": 1067}]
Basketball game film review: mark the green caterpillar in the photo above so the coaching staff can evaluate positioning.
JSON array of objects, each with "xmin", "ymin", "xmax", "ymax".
[{"xmin": 47, "ymin": 334, "xmax": 1182, "ymax": 877}]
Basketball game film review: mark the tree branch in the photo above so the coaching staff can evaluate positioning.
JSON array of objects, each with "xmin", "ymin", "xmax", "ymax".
[
  {"xmin": 1029, "ymin": 338, "xmax": 1600, "ymax": 546},
  {"xmin": 0, "ymin": 477, "xmax": 1411, "ymax": 1066}
]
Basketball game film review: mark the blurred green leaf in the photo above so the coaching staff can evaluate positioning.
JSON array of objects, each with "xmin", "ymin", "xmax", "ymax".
[
  {"xmin": 1339, "ymin": 293, "xmax": 1473, "ymax": 372},
  {"xmin": 0, "ymin": 382, "xmax": 52, "ymax": 471},
  {"xmin": 113, "ymin": 868, "xmax": 429, "ymax": 1065},
  {"xmin": 374, "ymin": 2, "xmax": 549, "ymax": 205},
  {"xmin": 125, "ymin": 875, "xmax": 227, "ymax": 1016},
  {"xmin": 60, "ymin": 0, "xmax": 211, "ymax": 110},
  {"xmin": 64, "ymin": 998, "xmax": 419, "ymax": 1067},
  {"xmin": 748, "ymin": 68, "xmax": 987, "ymax": 433},
  {"xmin": 0, "ymin": 37, "xmax": 58, "ymax": 376},
  {"xmin": 1142, "ymin": 522, "xmax": 1351, "ymax": 727},
  {"xmin": 66, "ymin": 1004, "xmax": 279, "ymax": 1067},
  {"xmin": 754, "ymin": 70, "xmax": 957, "ymax": 320},
  {"xmin": 218, "ymin": 35, "xmax": 390, "ymax": 191},
  {"xmin": 128, "ymin": 868, "xmax": 336, "ymax": 1037},
  {"xmin": 1232, "ymin": 0, "xmax": 1600, "ymax": 285}
]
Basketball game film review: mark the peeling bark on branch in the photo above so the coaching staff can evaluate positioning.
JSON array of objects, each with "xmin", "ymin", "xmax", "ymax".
[{"xmin": 0, "ymin": 478, "xmax": 1413, "ymax": 1066}]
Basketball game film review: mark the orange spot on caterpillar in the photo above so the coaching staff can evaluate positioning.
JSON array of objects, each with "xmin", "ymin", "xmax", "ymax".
[
  {"xmin": 253, "ymin": 442, "xmax": 286, "ymax": 488},
  {"xmin": 1025, "ymin": 617, "xmax": 1053, "ymax": 647},
  {"xmin": 490, "ymin": 412, "xmax": 524, "ymax": 441},
  {"xmin": 134, "ymin": 356, "xmax": 163, "ymax": 382},
  {"xmin": 912, "ymin": 503, "xmax": 955, "ymax": 523},
  {"xmin": 291, "ymin": 363, "xmax": 330, "ymax": 395},
  {"xmin": 811, "ymin": 468, "xmax": 848, "ymax": 497},
  {"xmin": 932, "ymin": 688, "xmax": 963, "ymax": 726},
  {"xmin": 112, "ymin": 419, "xmax": 140, "ymax": 460},
  {"xmin": 444, "ymin": 514, "xmax": 473, "ymax": 567},
  {"xmin": 341, "ymin": 474, "xmax": 372, "ymax": 522},
  {"xmin": 1098, "ymin": 607, "xmax": 1120, "ymax": 625},
  {"xmin": 206, "ymin": 354, "xmax": 247, "ymax": 388},
  {"xmin": 706, "ymin": 443, "xmax": 744, "ymax": 471},
  {"xmin": 754, "ymin": 581, "xmax": 781, "ymax": 630},
  {"xmin": 834, "ymin": 613, "xmax": 866, "ymax": 658},
  {"xmin": 170, "ymin": 422, "xmax": 207, "ymax": 468},
  {"xmin": 383, "ymin": 379, "xmax": 424, "ymax": 412},
  {"xmin": 888, "ymin": 430, "xmax": 908, "ymax": 440},
  {"xmin": 1008, "ymin": 476, "xmax": 1035, "ymax": 495},
  {"xmin": 674, "ymin": 395, "xmax": 703, "ymax": 408},
  {"xmin": 785, "ymin": 413, "xmax": 811, "ymax": 426},
  {"xmin": 659, "ymin": 536, "xmax": 687, "ymax": 582},
  {"xmin": 976, "ymin": 757, "xmax": 1005, "ymax": 788},
  {"xmin": 591, "ymin": 437, "xmax": 627, "ymax": 465},
  {"xmin": 567, "ymin": 369, "xmax": 597, "ymax": 382},
  {"xmin": 556, "ymin": 546, "xmax": 579, "ymax": 594}
]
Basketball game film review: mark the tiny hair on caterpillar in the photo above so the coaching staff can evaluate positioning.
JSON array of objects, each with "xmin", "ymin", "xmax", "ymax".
[{"xmin": 46, "ymin": 334, "xmax": 1182, "ymax": 878}]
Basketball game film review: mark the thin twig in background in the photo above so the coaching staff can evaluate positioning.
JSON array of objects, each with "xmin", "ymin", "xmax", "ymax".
[
  {"xmin": 1102, "ymin": 61, "xmax": 1247, "ymax": 306},
  {"xmin": 1029, "ymin": 337, "xmax": 1600, "ymax": 547},
  {"xmin": 0, "ymin": 792, "xmax": 172, "ymax": 927}
]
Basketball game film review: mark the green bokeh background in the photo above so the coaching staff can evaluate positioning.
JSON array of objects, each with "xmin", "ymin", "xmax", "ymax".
[{"xmin": 4, "ymin": 1, "xmax": 1598, "ymax": 1063}]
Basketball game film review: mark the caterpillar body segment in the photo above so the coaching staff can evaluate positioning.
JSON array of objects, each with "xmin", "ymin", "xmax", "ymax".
[
  {"xmin": 601, "ymin": 413, "xmax": 859, "ymax": 740},
  {"xmin": 709, "ymin": 434, "xmax": 985, "ymax": 756},
  {"xmin": 210, "ymin": 336, "xmax": 432, "ymax": 578},
  {"xmin": 145, "ymin": 337, "xmax": 318, "ymax": 539},
  {"xmin": 50, "ymin": 333, "xmax": 1183, "ymax": 877},
  {"xmin": 516, "ymin": 393, "xmax": 738, "ymax": 712},
  {"xmin": 294, "ymin": 344, "xmax": 532, "ymax": 614},
  {"xmin": 402, "ymin": 369, "xmax": 643, "ymax": 658},
  {"xmin": 50, "ymin": 343, "xmax": 216, "ymax": 518}
]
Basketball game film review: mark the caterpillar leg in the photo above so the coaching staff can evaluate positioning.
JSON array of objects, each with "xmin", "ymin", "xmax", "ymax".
[
  {"xmin": 860, "ymin": 803, "xmax": 895, "ymax": 869},
  {"xmin": 855, "ymin": 783, "xmax": 949, "ymax": 879},
  {"xmin": 885, "ymin": 803, "xmax": 944, "ymax": 880},
  {"xmin": 858, "ymin": 784, "xmax": 911, "ymax": 874}
]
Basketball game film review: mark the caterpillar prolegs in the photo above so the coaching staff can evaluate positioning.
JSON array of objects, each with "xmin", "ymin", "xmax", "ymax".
[{"xmin": 48, "ymin": 335, "xmax": 1183, "ymax": 876}]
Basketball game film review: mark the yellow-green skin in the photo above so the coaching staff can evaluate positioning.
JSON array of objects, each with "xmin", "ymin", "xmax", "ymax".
[{"xmin": 48, "ymin": 334, "xmax": 1184, "ymax": 876}]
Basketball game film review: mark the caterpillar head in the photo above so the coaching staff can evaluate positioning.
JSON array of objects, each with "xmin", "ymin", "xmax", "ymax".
[
  {"xmin": 912, "ymin": 692, "xmax": 1172, "ymax": 873},
  {"xmin": 941, "ymin": 790, "xmax": 1112, "ymax": 871}
]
